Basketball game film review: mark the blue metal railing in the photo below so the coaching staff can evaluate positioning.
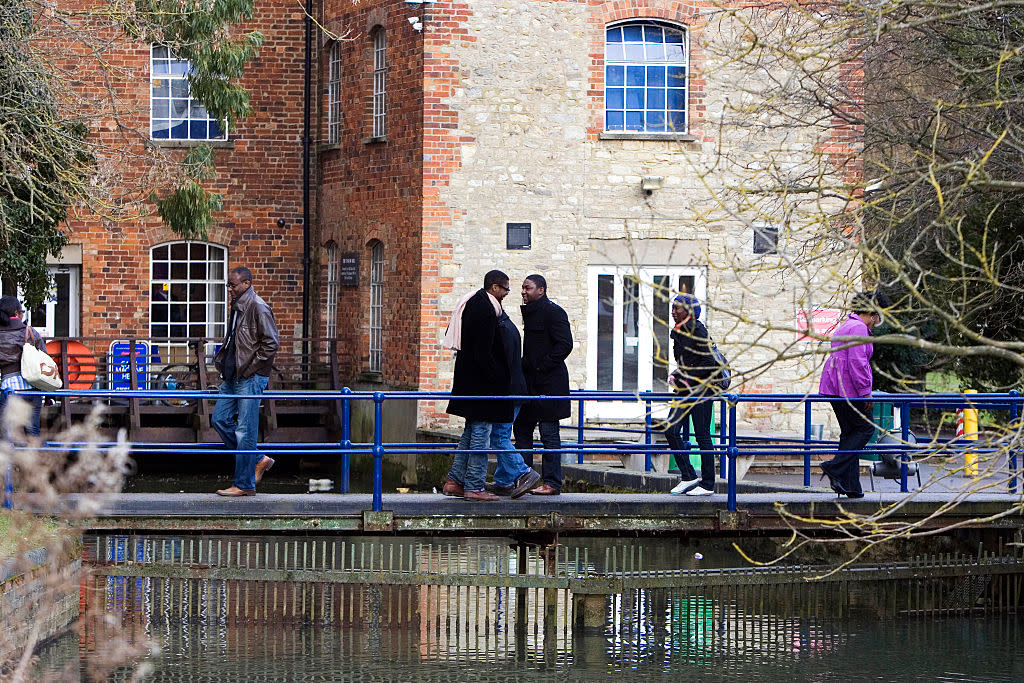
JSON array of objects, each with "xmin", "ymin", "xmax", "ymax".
[{"xmin": 1, "ymin": 388, "xmax": 1020, "ymax": 513}]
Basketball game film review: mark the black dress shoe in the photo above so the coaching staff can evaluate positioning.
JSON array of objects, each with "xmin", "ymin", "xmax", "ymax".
[
  {"xmin": 509, "ymin": 469, "xmax": 542, "ymax": 499},
  {"xmin": 484, "ymin": 481, "xmax": 513, "ymax": 496}
]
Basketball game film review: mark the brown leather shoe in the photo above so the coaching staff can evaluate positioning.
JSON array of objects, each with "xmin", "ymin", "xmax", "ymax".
[
  {"xmin": 216, "ymin": 486, "xmax": 256, "ymax": 497},
  {"xmin": 529, "ymin": 484, "xmax": 560, "ymax": 496},
  {"xmin": 463, "ymin": 490, "xmax": 499, "ymax": 501},
  {"xmin": 254, "ymin": 456, "xmax": 275, "ymax": 484},
  {"xmin": 442, "ymin": 478, "xmax": 464, "ymax": 497}
]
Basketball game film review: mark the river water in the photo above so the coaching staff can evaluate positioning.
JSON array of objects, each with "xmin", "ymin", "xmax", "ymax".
[{"xmin": 29, "ymin": 535, "xmax": 1024, "ymax": 681}]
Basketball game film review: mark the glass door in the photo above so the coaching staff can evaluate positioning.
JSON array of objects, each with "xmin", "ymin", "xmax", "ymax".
[
  {"xmin": 586, "ymin": 266, "xmax": 705, "ymax": 419},
  {"xmin": 29, "ymin": 266, "xmax": 81, "ymax": 338}
]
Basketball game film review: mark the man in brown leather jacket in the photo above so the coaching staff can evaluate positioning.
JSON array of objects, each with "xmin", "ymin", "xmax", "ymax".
[{"xmin": 213, "ymin": 266, "xmax": 280, "ymax": 497}]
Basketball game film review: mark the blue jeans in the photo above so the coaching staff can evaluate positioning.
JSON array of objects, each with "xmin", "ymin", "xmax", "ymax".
[
  {"xmin": 1, "ymin": 378, "xmax": 42, "ymax": 437},
  {"xmin": 212, "ymin": 374, "xmax": 269, "ymax": 490},
  {"xmin": 492, "ymin": 406, "xmax": 530, "ymax": 487},
  {"xmin": 448, "ymin": 420, "xmax": 492, "ymax": 493},
  {"xmin": 513, "ymin": 414, "xmax": 563, "ymax": 490}
]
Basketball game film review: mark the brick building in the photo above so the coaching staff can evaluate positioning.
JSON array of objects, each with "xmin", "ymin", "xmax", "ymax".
[{"xmin": 46, "ymin": 1, "xmax": 860, "ymax": 432}]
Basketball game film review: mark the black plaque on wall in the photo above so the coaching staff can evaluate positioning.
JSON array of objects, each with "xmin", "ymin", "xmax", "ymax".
[{"xmin": 340, "ymin": 253, "xmax": 359, "ymax": 286}]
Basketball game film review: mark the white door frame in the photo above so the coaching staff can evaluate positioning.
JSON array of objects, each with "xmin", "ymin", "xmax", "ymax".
[{"xmin": 586, "ymin": 265, "xmax": 707, "ymax": 420}]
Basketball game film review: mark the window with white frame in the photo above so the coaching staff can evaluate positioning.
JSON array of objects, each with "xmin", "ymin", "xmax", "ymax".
[
  {"xmin": 369, "ymin": 241, "xmax": 384, "ymax": 372},
  {"xmin": 327, "ymin": 42, "xmax": 342, "ymax": 144},
  {"xmin": 604, "ymin": 21, "xmax": 688, "ymax": 133},
  {"xmin": 150, "ymin": 45, "xmax": 227, "ymax": 141},
  {"xmin": 325, "ymin": 242, "xmax": 339, "ymax": 338},
  {"xmin": 150, "ymin": 242, "xmax": 228, "ymax": 362},
  {"xmin": 372, "ymin": 29, "xmax": 386, "ymax": 139}
]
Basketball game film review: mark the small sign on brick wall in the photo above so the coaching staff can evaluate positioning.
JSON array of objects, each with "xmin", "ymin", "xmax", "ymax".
[{"xmin": 340, "ymin": 253, "xmax": 358, "ymax": 286}]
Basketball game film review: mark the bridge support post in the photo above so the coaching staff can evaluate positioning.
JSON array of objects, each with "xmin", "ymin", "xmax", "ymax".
[
  {"xmin": 572, "ymin": 593, "xmax": 606, "ymax": 633},
  {"xmin": 515, "ymin": 542, "xmax": 528, "ymax": 642}
]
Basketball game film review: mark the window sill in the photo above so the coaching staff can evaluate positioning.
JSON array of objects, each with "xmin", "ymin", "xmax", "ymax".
[
  {"xmin": 599, "ymin": 132, "xmax": 696, "ymax": 142},
  {"xmin": 362, "ymin": 136, "xmax": 388, "ymax": 145},
  {"xmin": 319, "ymin": 142, "xmax": 342, "ymax": 152},
  {"xmin": 359, "ymin": 371, "xmax": 383, "ymax": 384},
  {"xmin": 148, "ymin": 139, "xmax": 235, "ymax": 149}
]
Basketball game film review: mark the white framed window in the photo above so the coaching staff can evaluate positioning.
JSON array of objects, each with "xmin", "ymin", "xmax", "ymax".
[
  {"xmin": 150, "ymin": 45, "xmax": 227, "ymax": 141},
  {"xmin": 150, "ymin": 241, "xmax": 228, "ymax": 362},
  {"xmin": 325, "ymin": 242, "xmax": 339, "ymax": 338},
  {"xmin": 586, "ymin": 265, "xmax": 706, "ymax": 419},
  {"xmin": 372, "ymin": 29, "xmax": 387, "ymax": 139},
  {"xmin": 327, "ymin": 42, "xmax": 342, "ymax": 144},
  {"xmin": 369, "ymin": 241, "xmax": 384, "ymax": 372},
  {"xmin": 604, "ymin": 21, "xmax": 688, "ymax": 133}
]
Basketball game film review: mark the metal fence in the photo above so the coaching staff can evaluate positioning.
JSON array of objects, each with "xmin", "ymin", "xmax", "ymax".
[{"xmin": 3, "ymin": 388, "xmax": 1022, "ymax": 513}]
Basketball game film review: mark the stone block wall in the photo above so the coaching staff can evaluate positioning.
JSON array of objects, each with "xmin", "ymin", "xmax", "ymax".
[{"xmin": 414, "ymin": 0, "xmax": 863, "ymax": 433}]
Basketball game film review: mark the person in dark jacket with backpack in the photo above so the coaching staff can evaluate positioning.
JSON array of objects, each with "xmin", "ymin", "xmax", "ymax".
[
  {"xmin": 0, "ymin": 296, "xmax": 46, "ymax": 436},
  {"xmin": 513, "ymin": 274, "xmax": 573, "ymax": 495},
  {"xmin": 666, "ymin": 294, "xmax": 720, "ymax": 496}
]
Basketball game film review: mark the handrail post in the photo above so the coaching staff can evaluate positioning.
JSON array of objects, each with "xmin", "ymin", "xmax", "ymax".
[
  {"xmin": 803, "ymin": 399, "xmax": 812, "ymax": 487},
  {"xmin": 900, "ymin": 399, "xmax": 911, "ymax": 492},
  {"xmin": 644, "ymin": 395, "xmax": 652, "ymax": 472},
  {"xmin": 372, "ymin": 392, "xmax": 384, "ymax": 511},
  {"xmin": 339, "ymin": 387, "xmax": 351, "ymax": 494},
  {"xmin": 2, "ymin": 388, "xmax": 10, "ymax": 509},
  {"xmin": 576, "ymin": 398, "xmax": 585, "ymax": 464},
  {"xmin": 1009, "ymin": 390, "xmax": 1020, "ymax": 494},
  {"xmin": 727, "ymin": 395, "xmax": 738, "ymax": 512},
  {"xmin": 719, "ymin": 397, "xmax": 727, "ymax": 479}
]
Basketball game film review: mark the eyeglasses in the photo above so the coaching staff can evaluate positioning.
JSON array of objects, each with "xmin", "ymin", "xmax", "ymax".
[
  {"xmin": 495, "ymin": 284, "xmax": 510, "ymax": 292},
  {"xmin": 226, "ymin": 281, "xmax": 249, "ymax": 290}
]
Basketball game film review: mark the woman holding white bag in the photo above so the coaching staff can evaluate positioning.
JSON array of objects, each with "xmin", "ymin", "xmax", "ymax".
[{"xmin": 0, "ymin": 296, "xmax": 47, "ymax": 436}]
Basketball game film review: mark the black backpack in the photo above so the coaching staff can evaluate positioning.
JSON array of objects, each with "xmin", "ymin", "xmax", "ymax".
[{"xmin": 710, "ymin": 341, "xmax": 731, "ymax": 391}]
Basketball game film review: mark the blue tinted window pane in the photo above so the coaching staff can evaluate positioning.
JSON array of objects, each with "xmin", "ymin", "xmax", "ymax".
[
  {"xmin": 667, "ymin": 66, "xmax": 687, "ymax": 84},
  {"xmin": 152, "ymin": 100, "xmax": 169, "ymax": 118},
  {"xmin": 624, "ymin": 44, "xmax": 645, "ymax": 61},
  {"xmin": 625, "ymin": 111, "xmax": 643, "ymax": 129},
  {"xmin": 606, "ymin": 111, "xmax": 624, "ymax": 130},
  {"xmin": 646, "ymin": 112, "xmax": 666, "ymax": 131},
  {"xmin": 667, "ymin": 89, "xmax": 686, "ymax": 110},
  {"xmin": 665, "ymin": 30, "xmax": 683, "ymax": 44},
  {"xmin": 623, "ymin": 25, "xmax": 643, "ymax": 42},
  {"xmin": 626, "ymin": 65, "xmax": 645, "ymax": 86},
  {"xmin": 606, "ymin": 27, "xmax": 622, "ymax": 42},
  {"xmin": 669, "ymin": 110, "xmax": 687, "ymax": 131},
  {"xmin": 153, "ymin": 60, "xmax": 169, "ymax": 75},
  {"xmin": 647, "ymin": 66, "xmax": 666, "ymax": 87},
  {"xmin": 189, "ymin": 121, "xmax": 207, "ymax": 139},
  {"xmin": 152, "ymin": 124, "xmax": 169, "ymax": 139},
  {"xmin": 152, "ymin": 80, "xmax": 169, "ymax": 97},
  {"xmin": 606, "ymin": 65, "xmax": 624, "ymax": 86},
  {"xmin": 625, "ymin": 88, "xmax": 644, "ymax": 108},
  {"xmin": 606, "ymin": 44, "xmax": 624, "ymax": 61},
  {"xmin": 648, "ymin": 89, "xmax": 665, "ymax": 109},
  {"xmin": 169, "ymin": 60, "xmax": 189, "ymax": 76},
  {"xmin": 153, "ymin": 45, "xmax": 168, "ymax": 59},
  {"xmin": 606, "ymin": 88, "xmax": 624, "ymax": 109},
  {"xmin": 171, "ymin": 79, "xmax": 189, "ymax": 98},
  {"xmin": 208, "ymin": 120, "xmax": 222, "ymax": 138},
  {"xmin": 644, "ymin": 25, "xmax": 664, "ymax": 42},
  {"xmin": 169, "ymin": 120, "xmax": 188, "ymax": 139},
  {"xmin": 646, "ymin": 44, "xmax": 666, "ymax": 61}
]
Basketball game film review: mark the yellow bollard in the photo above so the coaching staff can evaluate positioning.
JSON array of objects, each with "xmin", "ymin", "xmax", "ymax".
[{"xmin": 964, "ymin": 389, "xmax": 979, "ymax": 477}]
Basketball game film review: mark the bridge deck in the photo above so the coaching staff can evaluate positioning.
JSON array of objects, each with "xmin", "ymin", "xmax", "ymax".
[{"xmin": 41, "ymin": 491, "xmax": 1024, "ymax": 535}]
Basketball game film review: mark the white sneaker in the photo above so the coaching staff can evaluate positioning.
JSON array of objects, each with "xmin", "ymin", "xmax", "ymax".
[
  {"xmin": 685, "ymin": 486, "xmax": 714, "ymax": 496},
  {"xmin": 670, "ymin": 478, "xmax": 700, "ymax": 494}
]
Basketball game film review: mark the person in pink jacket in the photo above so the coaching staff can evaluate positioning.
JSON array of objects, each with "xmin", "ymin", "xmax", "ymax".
[{"xmin": 818, "ymin": 291, "xmax": 889, "ymax": 498}]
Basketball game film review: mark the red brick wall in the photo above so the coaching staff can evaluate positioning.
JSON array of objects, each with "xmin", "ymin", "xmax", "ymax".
[
  {"xmin": 45, "ymin": 2, "xmax": 308, "ymax": 341},
  {"xmin": 317, "ymin": 0, "xmax": 424, "ymax": 388}
]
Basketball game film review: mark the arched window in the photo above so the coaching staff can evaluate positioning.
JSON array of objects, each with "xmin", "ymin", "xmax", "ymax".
[
  {"xmin": 604, "ymin": 21, "xmax": 688, "ymax": 133},
  {"xmin": 325, "ymin": 242, "xmax": 339, "ymax": 338},
  {"xmin": 371, "ymin": 28, "xmax": 387, "ymax": 139},
  {"xmin": 368, "ymin": 241, "xmax": 384, "ymax": 372},
  {"xmin": 327, "ymin": 42, "xmax": 342, "ymax": 144},
  {"xmin": 150, "ymin": 241, "xmax": 227, "ymax": 361}
]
